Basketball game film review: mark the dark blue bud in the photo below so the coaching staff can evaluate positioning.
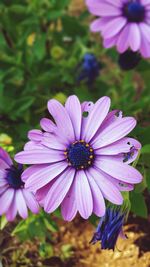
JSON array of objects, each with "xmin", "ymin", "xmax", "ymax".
[
  {"xmin": 77, "ymin": 53, "xmax": 101, "ymax": 85},
  {"xmin": 118, "ymin": 50, "xmax": 141, "ymax": 71},
  {"xmin": 90, "ymin": 208, "xmax": 126, "ymax": 250}
]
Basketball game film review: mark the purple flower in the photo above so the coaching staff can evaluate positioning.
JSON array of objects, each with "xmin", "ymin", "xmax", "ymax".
[
  {"xmin": 86, "ymin": 0, "xmax": 150, "ymax": 58},
  {"xmin": 0, "ymin": 148, "xmax": 39, "ymax": 221},
  {"xmin": 15, "ymin": 95, "xmax": 142, "ymax": 221},
  {"xmin": 90, "ymin": 207, "xmax": 127, "ymax": 250}
]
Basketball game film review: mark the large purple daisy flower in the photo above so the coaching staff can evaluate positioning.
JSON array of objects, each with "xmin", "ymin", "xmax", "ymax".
[
  {"xmin": 0, "ymin": 148, "xmax": 39, "ymax": 221},
  {"xmin": 15, "ymin": 95, "xmax": 142, "ymax": 221},
  {"xmin": 86, "ymin": 0, "xmax": 150, "ymax": 58}
]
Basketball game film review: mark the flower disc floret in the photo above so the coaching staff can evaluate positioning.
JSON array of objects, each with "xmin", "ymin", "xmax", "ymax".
[
  {"xmin": 123, "ymin": 2, "xmax": 145, "ymax": 23},
  {"xmin": 6, "ymin": 165, "xmax": 24, "ymax": 189},
  {"xmin": 65, "ymin": 140, "xmax": 94, "ymax": 170}
]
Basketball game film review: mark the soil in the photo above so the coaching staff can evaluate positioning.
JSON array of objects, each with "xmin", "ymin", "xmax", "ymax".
[{"xmin": 1, "ymin": 214, "xmax": 150, "ymax": 267}]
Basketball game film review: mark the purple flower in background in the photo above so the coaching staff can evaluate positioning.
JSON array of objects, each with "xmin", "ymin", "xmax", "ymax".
[
  {"xmin": 118, "ymin": 50, "xmax": 141, "ymax": 70},
  {"xmin": 90, "ymin": 207, "xmax": 127, "ymax": 250},
  {"xmin": 15, "ymin": 95, "xmax": 142, "ymax": 221},
  {"xmin": 77, "ymin": 53, "xmax": 101, "ymax": 85},
  {"xmin": 86, "ymin": 0, "xmax": 150, "ymax": 58},
  {"xmin": 0, "ymin": 148, "xmax": 39, "ymax": 221}
]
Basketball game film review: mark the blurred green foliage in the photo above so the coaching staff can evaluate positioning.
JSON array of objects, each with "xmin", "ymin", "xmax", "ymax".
[{"xmin": 0, "ymin": 0, "xmax": 150, "ymax": 245}]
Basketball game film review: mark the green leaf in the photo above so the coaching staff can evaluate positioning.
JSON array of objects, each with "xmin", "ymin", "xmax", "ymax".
[
  {"xmin": 9, "ymin": 4, "xmax": 28, "ymax": 14},
  {"xmin": 39, "ymin": 242, "xmax": 53, "ymax": 259},
  {"xmin": 146, "ymin": 169, "xmax": 150, "ymax": 192},
  {"xmin": 130, "ymin": 192, "xmax": 148, "ymax": 218},
  {"xmin": 0, "ymin": 216, "xmax": 8, "ymax": 230},
  {"xmin": 141, "ymin": 144, "xmax": 150, "ymax": 154}
]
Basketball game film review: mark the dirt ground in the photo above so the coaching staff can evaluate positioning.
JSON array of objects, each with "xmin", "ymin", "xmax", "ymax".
[{"xmin": 1, "ymin": 214, "xmax": 150, "ymax": 267}]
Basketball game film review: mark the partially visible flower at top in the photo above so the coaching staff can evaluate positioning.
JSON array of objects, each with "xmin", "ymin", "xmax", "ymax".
[
  {"xmin": 15, "ymin": 95, "xmax": 142, "ymax": 221},
  {"xmin": 86, "ymin": 0, "xmax": 150, "ymax": 58},
  {"xmin": 118, "ymin": 50, "xmax": 141, "ymax": 70},
  {"xmin": 77, "ymin": 53, "xmax": 101, "ymax": 85},
  {"xmin": 90, "ymin": 207, "xmax": 127, "ymax": 250},
  {"xmin": 0, "ymin": 148, "xmax": 39, "ymax": 221}
]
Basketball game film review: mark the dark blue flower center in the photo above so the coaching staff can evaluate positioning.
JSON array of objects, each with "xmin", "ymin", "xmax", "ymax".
[
  {"xmin": 65, "ymin": 140, "xmax": 94, "ymax": 170},
  {"xmin": 123, "ymin": 2, "xmax": 145, "ymax": 22},
  {"xmin": 6, "ymin": 164, "xmax": 24, "ymax": 189}
]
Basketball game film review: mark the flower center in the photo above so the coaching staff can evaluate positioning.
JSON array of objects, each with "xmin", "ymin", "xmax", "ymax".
[
  {"xmin": 6, "ymin": 165, "xmax": 24, "ymax": 189},
  {"xmin": 123, "ymin": 1, "xmax": 145, "ymax": 22},
  {"xmin": 65, "ymin": 140, "xmax": 94, "ymax": 170}
]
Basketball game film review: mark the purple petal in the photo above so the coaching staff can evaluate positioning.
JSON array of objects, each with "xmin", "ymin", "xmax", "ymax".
[
  {"xmin": 128, "ymin": 23, "xmax": 141, "ymax": 52},
  {"xmin": 95, "ymin": 156, "xmax": 143, "ymax": 184},
  {"xmin": 36, "ymin": 181, "xmax": 54, "ymax": 206},
  {"xmin": 23, "ymin": 189, "xmax": 39, "ymax": 214},
  {"xmin": 15, "ymin": 149, "xmax": 64, "ymax": 164},
  {"xmin": 6, "ymin": 195, "xmax": 17, "ymax": 221},
  {"xmin": 47, "ymin": 99, "xmax": 75, "ymax": 142},
  {"xmin": 0, "ymin": 158, "xmax": 10, "ymax": 170},
  {"xmin": 75, "ymin": 171, "xmax": 93, "ymax": 219},
  {"xmin": 21, "ymin": 164, "xmax": 49, "ymax": 182},
  {"xmin": 24, "ymin": 141, "xmax": 48, "ymax": 151},
  {"xmin": 96, "ymin": 137, "xmax": 140, "ymax": 155},
  {"xmin": 117, "ymin": 24, "xmax": 130, "ymax": 53},
  {"xmin": 0, "ymin": 169, "xmax": 5, "ymax": 179},
  {"xmin": 105, "ymin": 0, "xmax": 123, "ymax": 7},
  {"xmin": 0, "ymin": 185, "xmax": 8, "ymax": 195},
  {"xmin": 28, "ymin": 129, "xmax": 43, "ymax": 141},
  {"xmin": 92, "ymin": 168, "xmax": 134, "ymax": 192},
  {"xmin": 16, "ymin": 189, "xmax": 28, "ymax": 219},
  {"xmin": 86, "ymin": 0, "xmax": 121, "ymax": 16},
  {"xmin": 92, "ymin": 117, "xmax": 136, "ymax": 148},
  {"xmin": 103, "ymin": 35, "xmax": 118, "ymax": 48},
  {"xmin": 0, "ymin": 148, "xmax": 12, "ymax": 166},
  {"xmin": 40, "ymin": 118, "xmax": 57, "ymax": 132},
  {"xmin": 90, "ymin": 18, "xmax": 103, "ymax": 32},
  {"xmin": 140, "ymin": 36, "xmax": 150, "ymax": 58},
  {"xmin": 61, "ymin": 181, "xmax": 77, "ymax": 221},
  {"xmin": 25, "ymin": 161, "xmax": 68, "ymax": 191},
  {"xmin": 81, "ymin": 101, "xmax": 94, "ymax": 112},
  {"xmin": 42, "ymin": 133, "xmax": 66, "ymax": 150},
  {"xmin": 82, "ymin": 96, "xmax": 111, "ymax": 142},
  {"xmin": 86, "ymin": 171, "xmax": 105, "ymax": 217},
  {"xmin": 0, "ymin": 178, "xmax": 7, "ymax": 187},
  {"xmin": 88, "ymin": 167, "xmax": 123, "ymax": 205},
  {"xmin": 139, "ymin": 22, "xmax": 150, "ymax": 42},
  {"xmin": 141, "ymin": 0, "xmax": 150, "ymax": 6},
  {"xmin": 102, "ymin": 17, "xmax": 127, "ymax": 39},
  {"xmin": 0, "ymin": 188, "xmax": 15, "ymax": 215},
  {"xmin": 44, "ymin": 168, "xmax": 75, "ymax": 213},
  {"xmin": 65, "ymin": 95, "xmax": 82, "ymax": 140},
  {"xmin": 116, "ymin": 182, "xmax": 134, "ymax": 192}
]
